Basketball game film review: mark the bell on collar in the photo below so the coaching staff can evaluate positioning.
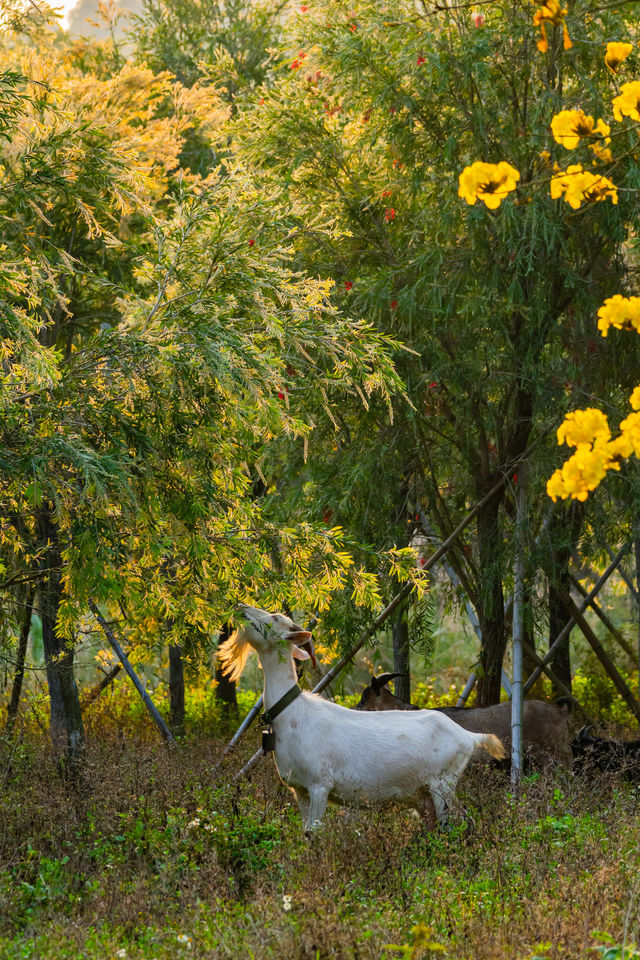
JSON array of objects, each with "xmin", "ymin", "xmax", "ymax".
[{"xmin": 262, "ymin": 728, "xmax": 276, "ymax": 753}]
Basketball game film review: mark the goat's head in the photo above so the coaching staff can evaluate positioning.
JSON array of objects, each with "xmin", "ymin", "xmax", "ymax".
[
  {"xmin": 218, "ymin": 604, "xmax": 316, "ymax": 681},
  {"xmin": 354, "ymin": 673, "xmax": 416, "ymax": 711}
]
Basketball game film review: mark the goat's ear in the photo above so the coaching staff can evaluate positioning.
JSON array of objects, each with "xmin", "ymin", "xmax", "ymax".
[{"xmin": 577, "ymin": 724, "xmax": 594, "ymax": 740}]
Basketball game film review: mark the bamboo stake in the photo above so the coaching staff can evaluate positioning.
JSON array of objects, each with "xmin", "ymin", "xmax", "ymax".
[
  {"xmin": 555, "ymin": 585, "xmax": 640, "ymax": 723},
  {"xmin": 230, "ymin": 470, "xmax": 516, "ymax": 777},
  {"xmin": 89, "ymin": 601, "xmax": 175, "ymax": 744},
  {"xmin": 511, "ymin": 475, "xmax": 525, "ymax": 788},
  {"xmin": 523, "ymin": 545, "xmax": 628, "ymax": 695}
]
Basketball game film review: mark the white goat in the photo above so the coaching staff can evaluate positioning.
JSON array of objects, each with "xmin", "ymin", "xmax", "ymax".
[{"xmin": 220, "ymin": 605, "xmax": 506, "ymax": 831}]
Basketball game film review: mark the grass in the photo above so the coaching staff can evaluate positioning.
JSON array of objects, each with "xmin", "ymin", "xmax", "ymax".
[{"xmin": 1, "ymin": 716, "xmax": 640, "ymax": 960}]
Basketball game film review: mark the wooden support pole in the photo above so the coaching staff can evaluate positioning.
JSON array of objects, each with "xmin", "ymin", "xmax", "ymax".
[
  {"xmin": 227, "ymin": 471, "xmax": 517, "ymax": 771},
  {"xmin": 555, "ymin": 585, "xmax": 640, "ymax": 723},
  {"xmin": 569, "ymin": 574, "xmax": 636, "ymax": 662},
  {"xmin": 604, "ymin": 544, "xmax": 639, "ymax": 603},
  {"xmin": 523, "ymin": 545, "xmax": 628, "ymax": 695},
  {"xmin": 89, "ymin": 601, "xmax": 175, "ymax": 744}
]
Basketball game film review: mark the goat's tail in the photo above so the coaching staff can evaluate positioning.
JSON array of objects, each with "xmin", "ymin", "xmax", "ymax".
[{"xmin": 476, "ymin": 733, "xmax": 507, "ymax": 760}]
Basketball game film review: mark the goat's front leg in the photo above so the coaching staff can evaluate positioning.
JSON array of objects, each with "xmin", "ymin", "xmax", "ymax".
[
  {"xmin": 292, "ymin": 787, "xmax": 310, "ymax": 826},
  {"xmin": 305, "ymin": 784, "xmax": 329, "ymax": 833}
]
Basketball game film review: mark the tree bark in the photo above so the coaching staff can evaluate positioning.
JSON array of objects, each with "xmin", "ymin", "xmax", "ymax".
[
  {"xmin": 37, "ymin": 507, "xmax": 84, "ymax": 763},
  {"xmin": 169, "ymin": 643, "xmax": 185, "ymax": 737},
  {"xmin": 475, "ymin": 489, "xmax": 506, "ymax": 706},
  {"xmin": 6, "ymin": 587, "xmax": 34, "ymax": 734},
  {"xmin": 392, "ymin": 604, "xmax": 411, "ymax": 704}
]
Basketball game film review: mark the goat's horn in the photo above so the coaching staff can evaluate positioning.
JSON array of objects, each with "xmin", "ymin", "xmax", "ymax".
[{"xmin": 371, "ymin": 672, "xmax": 406, "ymax": 694}]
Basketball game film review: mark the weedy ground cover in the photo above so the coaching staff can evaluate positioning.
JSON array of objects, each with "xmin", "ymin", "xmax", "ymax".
[{"xmin": 1, "ymin": 716, "xmax": 639, "ymax": 960}]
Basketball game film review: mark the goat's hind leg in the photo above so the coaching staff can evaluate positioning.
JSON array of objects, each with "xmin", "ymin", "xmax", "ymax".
[{"xmin": 417, "ymin": 787, "xmax": 437, "ymax": 832}]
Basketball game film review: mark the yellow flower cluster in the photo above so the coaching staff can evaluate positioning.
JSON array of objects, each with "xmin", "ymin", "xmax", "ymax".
[
  {"xmin": 550, "ymin": 164, "xmax": 617, "ymax": 209},
  {"xmin": 458, "ymin": 161, "xmax": 520, "ymax": 210},
  {"xmin": 612, "ymin": 81, "xmax": 640, "ymax": 122},
  {"xmin": 532, "ymin": 0, "xmax": 572, "ymax": 53},
  {"xmin": 605, "ymin": 42, "xmax": 633, "ymax": 73},
  {"xmin": 596, "ymin": 295, "xmax": 640, "ymax": 336},
  {"xmin": 547, "ymin": 408, "xmax": 625, "ymax": 502},
  {"xmin": 550, "ymin": 110, "xmax": 610, "ymax": 150}
]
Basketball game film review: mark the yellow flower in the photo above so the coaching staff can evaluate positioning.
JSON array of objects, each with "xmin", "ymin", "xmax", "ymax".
[
  {"xmin": 612, "ymin": 81, "xmax": 640, "ymax": 122},
  {"xmin": 618, "ymin": 412, "xmax": 640, "ymax": 457},
  {"xmin": 547, "ymin": 438, "xmax": 619, "ymax": 502},
  {"xmin": 532, "ymin": 0, "xmax": 571, "ymax": 53},
  {"xmin": 458, "ymin": 161, "xmax": 520, "ymax": 209},
  {"xmin": 605, "ymin": 41, "xmax": 633, "ymax": 73},
  {"xmin": 630, "ymin": 386, "xmax": 640, "ymax": 411},
  {"xmin": 551, "ymin": 110, "xmax": 610, "ymax": 149},
  {"xmin": 596, "ymin": 295, "xmax": 640, "ymax": 336},
  {"xmin": 589, "ymin": 141, "xmax": 613, "ymax": 164},
  {"xmin": 550, "ymin": 164, "xmax": 617, "ymax": 209},
  {"xmin": 557, "ymin": 407, "xmax": 611, "ymax": 447}
]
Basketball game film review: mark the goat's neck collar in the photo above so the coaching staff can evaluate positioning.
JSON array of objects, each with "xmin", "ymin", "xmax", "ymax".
[{"xmin": 258, "ymin": 647, "xmax": 299, "ymax": 712}]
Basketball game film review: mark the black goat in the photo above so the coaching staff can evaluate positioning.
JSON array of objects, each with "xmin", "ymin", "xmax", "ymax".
[{"xmin": 571, "ymin": 725, "xmax": 640, "ymax": 780}]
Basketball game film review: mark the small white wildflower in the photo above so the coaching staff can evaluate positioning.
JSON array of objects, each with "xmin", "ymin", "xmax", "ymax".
[
  {"xmin": 116, "ymin": 950, "xmax": 127, "ymax": 959},
  {"xmin": 203, "ymin": 823, "xmax": 213, "ymax": 831},
  {"xmin": 282, "ymin": 894, "xmax": 292, "ymax": 912},
  {"xmin": 186, "ymin": 818, "xmax": 200, "ymax": 830},
  {"xmin": 177, "ymin": 935, "xmax": 192, "ymax": 949}
]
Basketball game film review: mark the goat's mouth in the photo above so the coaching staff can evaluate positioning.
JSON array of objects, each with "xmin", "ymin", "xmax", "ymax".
[{"xmin": 296, "ymin": 636, "xmax": 316, "ymax": 669}]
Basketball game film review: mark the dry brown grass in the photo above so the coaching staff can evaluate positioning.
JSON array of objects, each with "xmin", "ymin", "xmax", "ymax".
[{"xmin": 1, "ymin": 724, "xmax": 639, "ymax": 960}]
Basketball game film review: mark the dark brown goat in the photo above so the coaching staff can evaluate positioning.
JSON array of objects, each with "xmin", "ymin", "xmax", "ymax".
[
  {"xmin": 571, "ymin": 725, "xmax": 640, "ymax": 780},
  {"xmin": 354, "ymin": 673, "xmax": 419, "ymax": 711},
  {"xmin": 355, "ymin": 675, "xmax": 572, "ymax": 764},
  {"xmin": 436, "ymin": 700, "xmax": 573, "ymax": 765}
]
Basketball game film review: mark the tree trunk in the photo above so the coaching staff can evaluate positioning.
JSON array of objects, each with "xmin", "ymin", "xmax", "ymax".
[
  {"xmin": 215, "ymin": 625, "xmax": 237, "ymax": 724},
  {"xmin": 38, "ymin": 507, "xmax": 84, "ymax": 763},
  {"xmin": 6, "ymin": 587, "xmax": 34, "ymax": 734},
  {"xmin": 392, "ymin": 605, "xmax": 411, "ymax": 704},
  {"xmin": 169, "ymin": 643, "xmax": 185, "ymax": 737},
  {"xmin": 475, "ymin": 490, "xmax": 505, "ymax": 706}
]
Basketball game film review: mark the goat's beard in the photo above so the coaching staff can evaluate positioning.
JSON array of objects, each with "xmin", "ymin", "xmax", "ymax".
[{"xmin": 217, "ymin": 627, "xmax": 252, "ymax": 682}]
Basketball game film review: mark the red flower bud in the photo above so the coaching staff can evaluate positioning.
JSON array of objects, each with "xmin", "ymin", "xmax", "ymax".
[
  {"xmin": 391, "ymin": 299, "xmax": 398, "ymax": 310},
  {"xmin": 344, "ymin": 280, "xmax": 353, "ymax": 291},
  {"xmin": 384, "ymin": 208, "xmax": 395, "ymax": 222},
  {"xmin": 417, "ymin": 55, "xmax": 426, "ymax": 65},
  {"xmin": 248, "ymin": 238, "xmax": 255, "ymax": 247}
]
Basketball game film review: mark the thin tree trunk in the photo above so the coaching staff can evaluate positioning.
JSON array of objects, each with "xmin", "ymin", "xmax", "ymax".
[
  {"xmin": 38, "ymin": 507, "xmax": 84, "ymax": 763},
  {"xmin": 476, "ymin": 490, "xmax": 505, "ymax": 706},
  {"xmin": 546, "ymin": 503, "xmax": 582, "ymax": 693},
  {"xmin": 169, "ymin": 643, "xmax": 185, "ymax": 737},
  {"xmin": 392, "ymin": 604, "xmax": 411, "ymax": 704},
  {"xmin": 215, "ymin": 625, "xmax": 238, "ymax": 724},
  {"xmin": 6, "ymin": 587, "xmax": 34, "ymax": 734}
]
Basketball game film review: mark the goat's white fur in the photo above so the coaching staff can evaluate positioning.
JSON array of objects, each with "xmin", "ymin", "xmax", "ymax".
[{"xmin": 222, "ymin": 605, "xmax": 505, "ymax": 831}]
